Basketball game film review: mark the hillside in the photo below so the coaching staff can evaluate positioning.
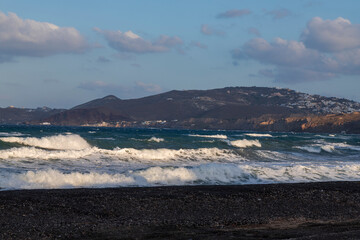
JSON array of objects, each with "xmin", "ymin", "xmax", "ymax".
[
  {"xmin": 0, "ymin": 107, "xmax": 64, "ymax": 125},
  {"xmin": 30, "ymin": 86, "xmax": 360, "ymax": 133}
]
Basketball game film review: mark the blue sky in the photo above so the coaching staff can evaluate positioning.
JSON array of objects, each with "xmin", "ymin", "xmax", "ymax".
[{"xmin": 1, "ymin": 0, "xmax": 360, "ymax": 108}]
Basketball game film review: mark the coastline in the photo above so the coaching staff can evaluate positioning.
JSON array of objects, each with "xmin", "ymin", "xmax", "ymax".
[{"xmin": 2, "ymin": 181, "xmax": 360, "ymax": 239}]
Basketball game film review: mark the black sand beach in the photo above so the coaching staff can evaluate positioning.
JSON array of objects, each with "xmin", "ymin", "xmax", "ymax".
[{"xmin": 2, "ymin": 182, "xmax": 360, "ymax": 239}]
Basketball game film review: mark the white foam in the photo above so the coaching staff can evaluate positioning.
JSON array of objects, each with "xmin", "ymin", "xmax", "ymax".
[
  {"xmin": 245, "ymin": 133, "xmax": 272, "ymax": 137},
  {"xmin": 295, "ymin": 145, "xmax": 335, "ymax": 153},
  {"xmin": 0, "ymin": 146, "xmax": 240, "ymax": 162},
  {"xmin": 107, "ymin": 147, "xmax": 239, "ymax": 161},
  {"xmin": 321, "ymin": 145, "xmax": 335, "ymax": 153},
  {"xmin": 0, "ymin": 147, "xmax": 96, "ymax": 160},
  {"xmin": 188, "ymin": 134, "xmax": 228, "ymax": 139},
  {"xmin": 0, "ymin": 134, "xmax": 91, "ymax": 150},
  {"xmin": 0, "ymin": 132, "xmax": 27, "ymax": 137},
  {"xmin": 1, "ymin": 169, "xmax": 136, "ymax": 189},
  {"xmin": 295, "ymin": 146, "xmax": 321, "ymax": 153},
  {"xmin": 3, "ymin": 162, "xmax": 360, "ymax": 189},
  {"xmin": 95, "ymin": 137, "xmax": 115, "ymax": 140},
  {"xmin": 148, "ymin": 137, "xmax": 164, "ymax": 142},
  {"xmin": 295, "ymin": 142, "xmax": 360, "ymax": 153},
  {"xmin": 229, "ymin": 139, "xmax": 261, "ymax": 148}
]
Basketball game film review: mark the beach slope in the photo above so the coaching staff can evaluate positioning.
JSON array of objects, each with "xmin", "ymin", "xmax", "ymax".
[{"xmin": 1, "ymin": 182, "xmax": 360, "ymax": 239}]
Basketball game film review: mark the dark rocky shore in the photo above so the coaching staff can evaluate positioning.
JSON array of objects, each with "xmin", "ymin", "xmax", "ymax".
[{"xmin": 2, "ymin": 182, "xmax": 360, "ymax": 239}]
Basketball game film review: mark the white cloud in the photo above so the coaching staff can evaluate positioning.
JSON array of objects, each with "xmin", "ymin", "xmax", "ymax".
[
  {"xmin": 247, "ymin": 27, "xmax": 261, "ymax": 37},
  {"xmin": 232, "ymin": 37, "xmax": 338, "ymax": 82},
  {"xmin": 217, "ymin": 9, "xmax": 251, "ymax": 19},
  {"xmin": 301, "ymin": 17, "xmax": 360, "ymax": 52},
  {"xmin": 190, "ymin": 41, "xmax": 208, "ymax": 49},
  {"xmin": 0, "ymin": 11, "xmax": 89, "ymax": 61},
  {"xmin": 232, "ymin": 17, "xmax": 360, "ymax": 83},
  {"xmin": 200, "ymin": 24, "xmax": 225, "ymax": 36},
  {"xmin": 233, "ymin": 37, "xmax": 321, "ymax": 67},
  {"xmin": 94, "ymin": 28, "xmax": 183, "ymax": 54}
]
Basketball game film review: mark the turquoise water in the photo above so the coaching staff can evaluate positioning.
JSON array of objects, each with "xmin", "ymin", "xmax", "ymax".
[{"xmin": 0, "ymin": 125, "xmax": 360, "ymax": 189}]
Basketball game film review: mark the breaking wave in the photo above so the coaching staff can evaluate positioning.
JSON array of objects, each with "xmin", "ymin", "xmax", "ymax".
[
  {"xmin": 0, "ymin": 147, "xmax": 241, "ymax": 161},
  {"xmin": 0, "ymin": 147, "xmax": 96, "ymax": 160},
  {"xmin": 245, "ymin": 133, "xmax": 272, "ymax": 137},
  {"xmin": 0, "ymin": 132, "xmax": 28, "ymax": 137},
  {"xmin": 148, "ymin": 137, "xmax": 164, "ymax": 142},
  {"xmin": 3, "ymin": 162, "xmax": 360, "ymax": 189},
  {"xmin": 229, "ymin": 139, "xmax": 261, "ymax": 148},
  {"xmin": 188, "ymin": 134, "xmax": 228, "ymax": 139},
  {"xmin": 295, "ymin": 142, "xmax": 360, "ymax": 153},
  {"xmin": 0, "ymin": 134, "xmax": 91, "ymax": 150}
]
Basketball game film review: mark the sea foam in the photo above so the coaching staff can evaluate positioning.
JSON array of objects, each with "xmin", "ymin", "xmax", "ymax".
[
  {"xmin": 0, "ymin": 134, "xmax": 91, "ymax": 150},
  {"xmin": 3, "ymin": 162, "xmax": 360, "ymax": 189},
  {"xmin": 229, "ymin": 139, "xmax": 261, "ymax": 148},
  {"xmin": 147, "ymin": 137, "xmax": 164, "ymax": 142},
  {"xmin": 0, "ymin": 146, "xmax": 240, "ymax": 162},
  {"xmin": 245, "ymin": 133, "xmax": 272, "ymax": 137},
  {"xmin": 188, "ymin": 134, "xmax": 228, "ymax": 139},
  {"xmin": 295, "ymin": 142, "xmax": 360, "ymax": 153}
]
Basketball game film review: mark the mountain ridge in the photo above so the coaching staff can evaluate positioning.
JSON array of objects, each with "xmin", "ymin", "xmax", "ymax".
[{"xmin": 1, "ymin": 86, "xmax": 360, "ymax": 133}]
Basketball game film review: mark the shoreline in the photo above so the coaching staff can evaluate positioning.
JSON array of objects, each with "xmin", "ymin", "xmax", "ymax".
[
  {"xmin": 2, "ymin": 181, "xmax": 360, "ymax": 239},
  {"xmin": 2, "ymin": 123, "xmax": 360, "ymax": 135}
]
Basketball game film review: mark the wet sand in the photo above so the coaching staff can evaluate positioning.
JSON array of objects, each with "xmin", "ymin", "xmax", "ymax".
[{"xmin": 1, "ymin": 181, "xmax": 360, "ymax": 239}]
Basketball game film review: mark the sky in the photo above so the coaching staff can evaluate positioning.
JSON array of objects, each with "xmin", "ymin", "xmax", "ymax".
[{"xmin": 1, "ymin": 0, "xmax": 360, "ymax": 108}]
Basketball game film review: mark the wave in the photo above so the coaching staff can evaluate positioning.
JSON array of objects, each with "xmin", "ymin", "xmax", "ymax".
[
  {"xmin": 106, "ymin": 147, "xmax": 239, "ymax": 161},
  {"xmin": 295, "ymin": 146, "xmax": 332, "ymax": 153},
  {"xmin": 0, "ymin": 146, "xmax": 241, "ymax": 162},
  {"xmin": 0, "ymin": 134, "xmax": 90, "ymax": 150},
  {"xmin": 295, "ymin": 142, "xmax": 360, "ymax": 153},
  {"xmin": 95, "ymin": 137, "xmax": 115, "ymax": 140},
  {"xmin": 0, "ymin": 147, "xmax": 96, "ymax": 160},
  {"xmin": 147, "ymin": 137, "xmax": 164, "ymax": 142},
  {"xmin": 3, "ymin": 162, "xmax": 360, "ymax": 189},
  {"xmin": 188, "ymin": 134, "xmax": 228, "ymax": 139},
  {"xmin": 0, "ymin": 132, "xmax": 28, "ymax": 137},
  {"xmin": 245, "ymin": 133, "xmax": 272, "ymax": 137},
  {"xmin": 229, "ymin": 139, "xmax": 261, "ymax": 148}
]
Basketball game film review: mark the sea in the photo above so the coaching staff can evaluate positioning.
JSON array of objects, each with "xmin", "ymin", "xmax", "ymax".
[{"xmin": 0, "ymin": 125, "xmax": 360, "ymax": 190}]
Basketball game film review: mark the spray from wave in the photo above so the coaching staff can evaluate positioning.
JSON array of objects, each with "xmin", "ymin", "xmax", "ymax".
[
  {"xmin": 188, "ymin": 134, "xmax": 228, "ymax": 139},
  {"xmin": 147, "ymin": 137, "xmax": 164, "ymax": 142},
  {"xmin": 228, "ymin": 139, "xmax": 261, "ymax": 148},
  {"xmin": 3, "ymin": 162, "xmax": 360, "ymax": 189},
  {"xmin": 0, "ymin": 146, "xmax": 241, "ymax": 162},
  {"xmin": 0, "ymin": 134, "xmax": 91, "ymax": 150},
  {"xmin": 245, "ymin": 133, "xmax": 272, "ymax": 137}
]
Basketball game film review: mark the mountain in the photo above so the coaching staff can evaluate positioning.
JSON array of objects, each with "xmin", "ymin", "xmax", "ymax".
[
  {"xmin": 0, "ymin": 106, "xmax": 65, "ymax": 125},
  {"xmin": 29, "ymin": 86, "xmax": 360, "ymax": 133}
]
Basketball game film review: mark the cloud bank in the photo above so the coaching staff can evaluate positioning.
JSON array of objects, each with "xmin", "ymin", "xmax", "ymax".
[
  {"xmin": 94, "ymin": 28, "xmax": 183, "ymax": 54},
  {"xmin": 301, "ymin": 17, "xmax": 360, "ymax": 52},
  {"xmin": 233, "ymin": 17, "xmax": 360, "ymax": 82},
  {"xmin": 0, "ymin": 11, "xmax": 89, "ymax": 62}
]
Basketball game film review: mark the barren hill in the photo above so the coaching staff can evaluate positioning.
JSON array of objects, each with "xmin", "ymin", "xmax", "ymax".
[{"xmin": 31, "ymin": 87, "xmax": 360, "ymax": 133}]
